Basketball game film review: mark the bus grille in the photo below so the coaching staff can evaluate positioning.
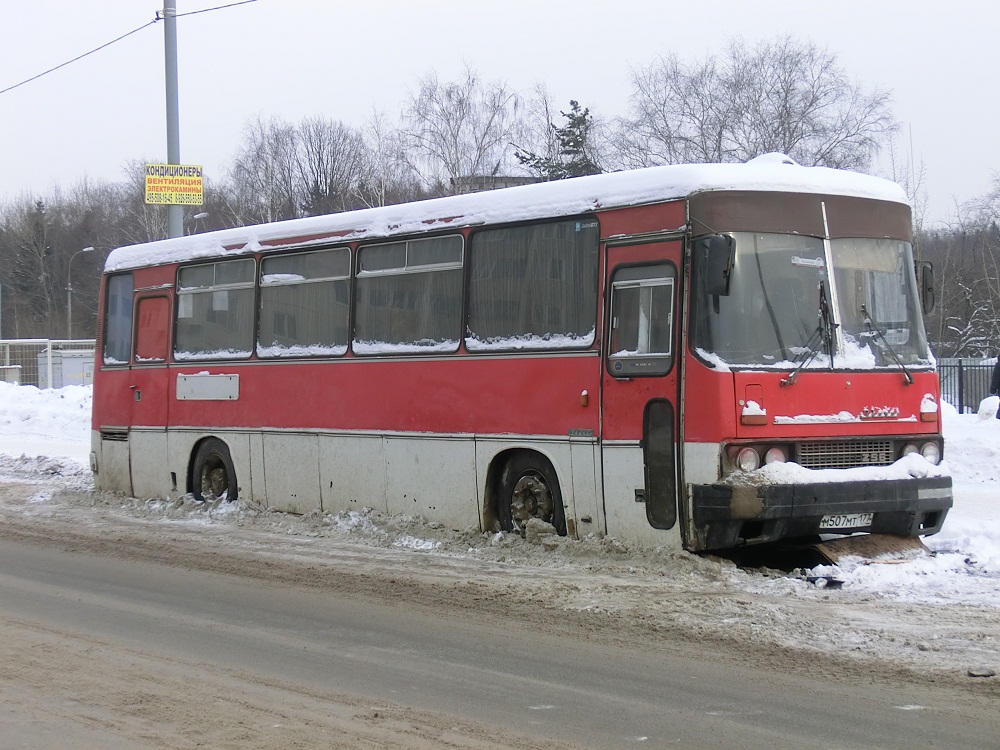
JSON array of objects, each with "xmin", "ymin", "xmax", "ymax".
[
  {"xmin": 100, "ymin": 428, "xmax": 129, "ymax": 443},
  {"xmin": 797, "ymin": 440, "xmax": 894, "ymax": 469}
]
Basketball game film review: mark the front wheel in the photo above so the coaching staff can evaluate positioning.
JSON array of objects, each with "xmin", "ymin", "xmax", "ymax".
[
  {"xmin": 192, "ymin": 438, "xmax": 237, "ymax": 503},
  {"xmin": 497, "ymin": 453, "xmax": 566, "ymax": 536}
]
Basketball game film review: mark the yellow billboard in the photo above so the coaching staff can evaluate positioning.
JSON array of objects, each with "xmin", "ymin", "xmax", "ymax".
[{"xmin": 144, "ymin": 163, "xmax": 204, "ymax": 205}]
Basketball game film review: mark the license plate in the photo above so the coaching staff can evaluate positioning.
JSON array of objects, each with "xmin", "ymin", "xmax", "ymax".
[{"xmin": 819, "ymin": 512, "xmax": 874, "ymax": 531}]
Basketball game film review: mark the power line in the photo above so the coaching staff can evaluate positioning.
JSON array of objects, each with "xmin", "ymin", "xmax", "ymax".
[
  {"xmin": 0, "ymin": 0, "xmax": 260, "ymax": 97},
  {"xmin": 0, "ymin": 20, "xmax": 156, "ymax": 96},
  {"xmin": 173, "ymin": 0, "xmax": 260, "ymax": 19}
]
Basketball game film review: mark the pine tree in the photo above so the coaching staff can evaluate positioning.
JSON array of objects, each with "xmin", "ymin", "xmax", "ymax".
[{"xmin": 517, "ymin": 101, "xmax": 601, "ymax": 181}]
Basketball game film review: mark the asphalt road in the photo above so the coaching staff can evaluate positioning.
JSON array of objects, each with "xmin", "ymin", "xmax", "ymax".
[{"xmin": 2, "ymin": 531, "xmax": 998, "ymax": 750}]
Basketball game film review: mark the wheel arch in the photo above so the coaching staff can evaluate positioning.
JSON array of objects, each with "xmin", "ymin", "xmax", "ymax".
[
  {"xmin": 483, "ymin": 445, "xmax": 568, "ymax": 534},
  {"xmin": 187, "ymin": 435, "xmax": 234, "ymax": 496}
]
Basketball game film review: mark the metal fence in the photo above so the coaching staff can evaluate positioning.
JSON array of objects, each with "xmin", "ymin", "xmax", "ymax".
[
  {"xmin": 0, "ymin": 339, "xmax": 97, "ymax": 388},
  {"xmin": 937, "ymin": 358, "xmax": 997, "ymax": 413}
]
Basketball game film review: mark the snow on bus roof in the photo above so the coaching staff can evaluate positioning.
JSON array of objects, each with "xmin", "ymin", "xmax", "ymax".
[{"xmin": 105, "ymin": 154, "xmax": 909, "ymax": 272}]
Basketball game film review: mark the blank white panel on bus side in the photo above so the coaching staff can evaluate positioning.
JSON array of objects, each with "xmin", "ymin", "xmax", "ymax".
[
  {"xmin": 129, "ymin": 428, "xmax": 169, "ymax": 499},
  {"xmin": 319, "ymin": 435, "xmax": 387, "ymax": 515},
  {"xmin": 220, "ymin": 432, "xmax": 252, "ymax": 508},
  {"xmin": 601, "ymin": 442, "xmax": 683, "ymax": 550},
  {"xmin": 568, "ymin": 440, "xmax": 603, "ymax": 538},
  {"xmin": 176, "ymin": 373, "xmax": 239, "ymax": 401},
  {"xmin": 96, "ymin": 434, "xmax": 132, "ymax": 496},
  {"xmin": 248, "ymin": 431, "xmax": 266, "ymax": 507},
  {"xmin": 262, "ymin": 433, "xmax": 321, "ymax": 515},
  {"xmin": 384, "ymin": 437, "xmax": 478, "ymax": 529}
]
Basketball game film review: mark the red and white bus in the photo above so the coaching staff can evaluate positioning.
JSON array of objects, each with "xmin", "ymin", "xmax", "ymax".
[{"xmin": 91, "ymin": 154, "xmax": 952, "ymax": 551}]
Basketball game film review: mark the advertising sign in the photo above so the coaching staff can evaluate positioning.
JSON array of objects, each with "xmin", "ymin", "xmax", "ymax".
[{"xmin": 144, "ymin": 164, "xmax": 204, "ymax": 205}]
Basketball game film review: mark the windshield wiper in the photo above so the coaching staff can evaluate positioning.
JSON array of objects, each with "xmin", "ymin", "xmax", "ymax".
[
  {"xmin": 861, "ymin": 304, "xmax": 914, "ymax": 385},
  {"xmin": 782, "ymin": 281, "xmax": 837, "ymax": 387}
]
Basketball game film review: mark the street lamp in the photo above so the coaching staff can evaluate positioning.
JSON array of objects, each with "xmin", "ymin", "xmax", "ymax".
[
  {"xmin": 185, "ymin": 211, "xmax": 209, "ymax": 235},
  {"xmin": 67, "ymin": 246, "xmax": 95, "ymax": 339}
]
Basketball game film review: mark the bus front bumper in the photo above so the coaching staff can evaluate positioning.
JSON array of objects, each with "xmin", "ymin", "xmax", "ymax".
[{"xmin": 689, "ymin": 475, "xmax": 953, "ymax": 551}]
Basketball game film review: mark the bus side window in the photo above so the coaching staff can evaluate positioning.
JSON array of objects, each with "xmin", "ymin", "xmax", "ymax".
[
  {"xmin": 259, "ymin": 247, "xmax": 351, "ymax": 358},
  {"xmin": 175, "ymin": 258, "xmax": 256, "ymax": 360},
  {"xmin": 466, "ymin": 218, "xmax": 600, "ymax": 351},
  {"xmin": 354, "ymin": 236, "xmax": 463, "ymax": 354},
  {"xmin": 607, "ymin": 264, "xmax": 676, "ymax": 377},
  {"xmin": 103, "ymin": 273, "xmax": 134, "ymax": 366}
]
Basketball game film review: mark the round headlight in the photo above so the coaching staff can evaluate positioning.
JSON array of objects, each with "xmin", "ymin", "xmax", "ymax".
[
  {"xmin": 901, "ymin": 443, "xmax": 919, "ymax": 457},
  {"xmin": 736, "ymin": 447, "xmax": 761, "ymax": 472},
  {"xmin": 764, "ymin": 446, "xmax": 787, "ymax": 464},
  {"xmin": 920, "ymin": 441, "xmax": 941, "ymax": 465}
]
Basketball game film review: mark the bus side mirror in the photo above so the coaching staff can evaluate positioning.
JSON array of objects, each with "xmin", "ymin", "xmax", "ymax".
[
  {"xmin": 698, "ymin": 234, "xmax": 734, "ymax": 296},
  {"xmin": 916, "ymin": 261, "xmax": 935, "ymax": 314}
]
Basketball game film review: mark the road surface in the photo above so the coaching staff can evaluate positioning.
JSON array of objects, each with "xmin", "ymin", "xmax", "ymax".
[{"xmin": 1, "ymin": 483, "xmax": 998, "ymax": 749}]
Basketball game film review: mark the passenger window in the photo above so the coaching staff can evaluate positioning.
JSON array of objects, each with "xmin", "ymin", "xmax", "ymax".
[
  {"xmin": 467, "ymin": 218, "xmax": 599, "ymax": 350},
  {"xmin": 607, "ymin": 264, "xmax": 676, "ymax": 377},
  {"xmin": 354, "ymin": 235, "xmax": 463, "ymax": 354},
  {"xmin": 259, "ymin": 247, "xmax": 351, "ymax": 357},
  {"xmin": 175, "ymin": 258, "xmax": 255, "ymax": 360}
]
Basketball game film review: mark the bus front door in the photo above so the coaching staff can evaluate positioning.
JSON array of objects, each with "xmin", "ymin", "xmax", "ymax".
[{"xmin": 600, "ymin": 242, "xmax": 682, "ymax": 546}]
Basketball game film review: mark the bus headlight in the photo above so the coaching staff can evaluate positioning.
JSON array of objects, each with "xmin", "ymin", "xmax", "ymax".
[
  {"xmin": 901, "ymin": 443, "xmax": 919, "ymax": 457},
  {"xmin": 764, "ymin": 446, "xmax": 787, "ymax": 464},
  {"xmin": 736, "ymin": 447, "xmax": 761, "ymax": 472},
  {"xmin": 920, "ymin": 441, "xmax": 941, "ymax": 465}
]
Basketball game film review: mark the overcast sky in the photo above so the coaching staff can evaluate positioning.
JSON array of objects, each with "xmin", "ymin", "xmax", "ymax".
[{"xmin": 1, "ymin": 0, "xmax": 994, "ymax": 226}]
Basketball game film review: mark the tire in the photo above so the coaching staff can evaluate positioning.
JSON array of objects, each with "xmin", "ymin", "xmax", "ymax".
[
  {"xmin": 192, "ymin": 438, "xmax": 237, "ymax": 503},
  {"xmin": 497, "ymin": 452, "xmax": 566, "ymax": 536}
]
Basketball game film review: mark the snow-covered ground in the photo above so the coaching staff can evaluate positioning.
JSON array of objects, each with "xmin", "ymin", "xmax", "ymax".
[{"xmin": 0, "ymin": 380, "xmax": 997, "ymax": 610}]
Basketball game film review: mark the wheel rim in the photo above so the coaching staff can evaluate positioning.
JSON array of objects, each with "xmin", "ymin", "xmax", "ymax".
[
  {"xmin": 509, "ymin": 471, "xmax": 554, "ymax": 530},
  {"xmin": 200, "ymin": 458, "xmax": 228, "ymax": 501}
]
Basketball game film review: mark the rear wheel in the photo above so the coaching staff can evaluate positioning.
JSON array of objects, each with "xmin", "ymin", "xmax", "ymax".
[
  {"xmin": 192, "ymin": 438, "xmax": 237, "ymax": 503},
  {"xmin": 497, "ymin": 453, "xmax": 566, "ymax": 536}
]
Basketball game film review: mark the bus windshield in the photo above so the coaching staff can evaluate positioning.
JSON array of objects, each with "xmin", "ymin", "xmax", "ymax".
[{"xmin": 690, "ymin": 232, "xmax": 932, "ymax": 369}]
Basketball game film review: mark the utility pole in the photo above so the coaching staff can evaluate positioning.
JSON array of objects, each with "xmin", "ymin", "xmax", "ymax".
[{"xmin": 163, "ymin": 0, "xmax": 183, "ymax": 239}]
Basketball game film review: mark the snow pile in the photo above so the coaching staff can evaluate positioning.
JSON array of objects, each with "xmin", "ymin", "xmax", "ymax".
[
  {"xmin": 0, "ymin": 381, "xmax": 91, "ymax": 465},
  {"xmin": 770, "ymin": 398, "xmax": 1000, "ymax": 605}
]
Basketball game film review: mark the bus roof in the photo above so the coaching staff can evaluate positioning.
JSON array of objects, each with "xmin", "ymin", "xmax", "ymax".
[{"xmin": 105, "ymin": 154, "xmax": 909, "ymax": 273}]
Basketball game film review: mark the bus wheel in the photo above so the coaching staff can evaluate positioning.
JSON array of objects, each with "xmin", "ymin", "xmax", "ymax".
[
  {"xmin": 192, "ymin": 438, "xmax": 237, "ymax": 503},
  {"xmin": 497, "ymin": 453, "xmax": 566, "ymax": 536}
]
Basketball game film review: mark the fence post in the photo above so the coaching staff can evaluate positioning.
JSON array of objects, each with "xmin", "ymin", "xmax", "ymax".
[
  {"xmin": 46, "ymin": 342, "xmax": 54, "ymax": 390},
  {"xmin": 957, "ymin": 359, "xmax": 965, "ymax": 413}
]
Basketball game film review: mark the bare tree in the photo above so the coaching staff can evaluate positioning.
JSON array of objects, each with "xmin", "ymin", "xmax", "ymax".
[
  {"xmin": 518, "ymin": 83, "xmax": 560, "ymax": 168},
  {"xmin": 113, "ymin": 159, "xmax": 169, "ymax": 245},
  {"xmin": 402, "ymin": 68, "xmax": 523, "ymax": 191},
  {"xmin": 611, "ymin": 37, "xmax": 897, "ymax": 170},
  {"xmin": 297, "ymin": 116, "xmax": 369, "ymax": 216},
  {"xmin": 355, "ymin": 109, "xmax": 422, "ymax": 208},
  {"xmin": 885, "ymin": 133, "xmax": 928, "ymax": 238},
  {"xmin": 226, "ymin": 116, "xmax": 301, "ymax": 224}
]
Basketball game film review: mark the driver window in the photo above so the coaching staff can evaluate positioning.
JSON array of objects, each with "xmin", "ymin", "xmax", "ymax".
[{"xmin": 607, "ymin": 263, "xmax": 675, "ymax": 377}]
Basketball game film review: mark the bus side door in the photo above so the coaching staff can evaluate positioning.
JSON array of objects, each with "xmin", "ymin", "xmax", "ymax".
[
  {"xmin": 128, "ymin": 293, "xmax": 172, "ymax": 498},
  {"xmin": 600, "ymin": 241, "xmax": 682, "ymax": 547}
]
